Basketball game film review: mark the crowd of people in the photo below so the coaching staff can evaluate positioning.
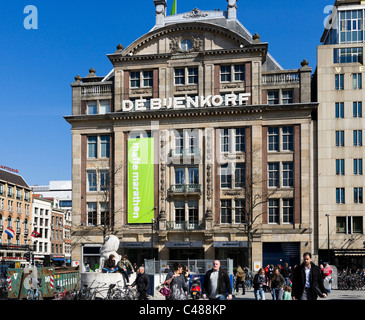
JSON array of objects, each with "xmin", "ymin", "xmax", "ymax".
[
  {"xmin": 98, "ymin": 252, "xmax": 365, "ymax": 300},
  {"xmin": 236, "ymin": 253, "xmax": 332, "ymax": 300}
]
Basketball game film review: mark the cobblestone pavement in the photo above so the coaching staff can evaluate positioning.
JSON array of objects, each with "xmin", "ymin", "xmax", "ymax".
[{"xmin": 149, "ymin": 288, "xmax": 365, "ymax": 300}]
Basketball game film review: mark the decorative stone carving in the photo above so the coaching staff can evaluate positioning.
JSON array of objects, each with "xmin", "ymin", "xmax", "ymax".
[
  {"xmin": 183, "ymin": 8, "xmax": 208, "ymax": 19},
  {"xmin": 169, "ymin": 34, "xmax": 203, "ymax": 54}
]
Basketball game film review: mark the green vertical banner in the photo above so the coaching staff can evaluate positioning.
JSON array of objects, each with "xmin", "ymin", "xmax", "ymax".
[{"xmin": 128, "ymin": 138, "xmax": 154, "ymax": 224}]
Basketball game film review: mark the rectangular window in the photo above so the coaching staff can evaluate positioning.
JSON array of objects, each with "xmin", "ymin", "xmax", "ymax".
[
  {"xmin": 234, "ymin": 65, "xmax": 245, "ymax": 81},
  {"xmin": 337, "ymin": 216, "xmax": 363, "ymax": 234},
  {"xmin": 282, "ymin": 90, "xmax": 293, "ymax": 104},
  {"xmin": 282, "ymin": 162, "xmax": 294, "ymax": 187},
  {"xmin": 282, "ymin": 126, "xmax": 294, "ymax": 151},
  {"xmin": 339, "ymin": 10, "xmax": 364, "ymax": 44},
  {"xmin": 188, "ymin": 67, "xmax": 198, "ymax": 84},
  {"xmin": 354, "ymin": 187, "xmax": 363, "ymax": 203},
  {"xmin": 220, "ymin": 65, "xmax": 232, "ymax": 82},
  {"xmin": 174, "ymin": 68, "xmax": 185, "ymax": 85},
  {"xmin": 221, "ymin": 164, "xmax": 232, "ymax": 189},
  {"xmin": 100, "ymin": 170, "xmax": 110, "ymax": 191},
  {"xmin": 353, "ymin": 158, "xmax": 363, "ymax": 175},
  {"xmin": 87, "ymin": 101, "xmax": 97, "ymax": 115},
  {"xmin": 335, "ymin": 74, "xmax": 344, "ymax": 90},
  {"xmin": 336, "ymin": 131, "xmax": 345, "ymax": 147},
  {"xmin": 336, "ymin": 159, "xmax": 345, "ymax": 175},
  {"xmin": 282, "ymin": 199, "xmax": 294, "ymax": 224},
  {"xmin": 234, "ymin": 199, "xmax": 246, "ymax": 224},
  {"xmin": 333, "ymin": 47, "xmax": 363, "ymax": 63},
  {"xmin": 87, "ymin": 171, "xmax": 97, "ymax": 192},
  {"xmin": 353, "ymin": 216, "xmax": 363, "ymax": 233},
  {"xmin": 175, "ymin": 168, "xmax": 185, "ymax": 185},
  {"xmin": 353, "ymin": 130, "xmax": 362, "ymax": 146},
  {"xmin": 143, "ymin": 71, "xmax": 153, "ymax": 87},
  {"xmin": 99, "ymin": 101, "xmax": 110, "ymax": 114},
  {"xmin": 335, "ymin": 102, "xmax": 344, "ymax": 118},
  {"xmin": 268, "ymin": 162, "xmax": 280, "ymax": 187},
  {"xmin": 268, "ymin": 90, "xmax": 279, "ymax": 105},
  {"xmin": 100, "ymin": 202, "xmax": 110, "ymax": 226},
  {"xmin": 235, "ymin": 128, "xmax": 245, "ymax": 152},
  {"xmin": 353, "ymin": 101, "xmax": 362, "ymax": 118},
  {"xmin": 336, "ymin": 216, "xmax": 346, "ymax": 233},
  {"xmin": 235, "ymin": 163, "xmax": 245, "ymax": 188},
  {"xmin": 188, "ymin": 201, "xmax": 199, "ymax": 228},
  {"xmin": 188, "ymin": 167, "xmax": 199, "ymax": 185},
  {"xmin": 221, "ymin": 129, "xmax": 230, "ymax": 153},
  {"xmin": 87, "ymin": 136, "xmax": 97, "ymax": 158},
  {"xmin": 174, "ymin": 201, "xmax": 185, "ymax": 229},
  {"xmin": 268, "ymin": 127, "xmax": 279, "ymax": 151},
  {"xmin": 100, "ymin": 136, "xmax": 110, "ymax": 158},
  {"xmin": 353, "ymin": 73, "xmax": 362, "ymax": 89},
  {"xmin": 87, "ymin": 202, "xmax": 97, "ymax": 226},
  {"xmin": 130, "ymin": 71, "xmax": 141, "ymax": 88},
  {"xmin": 336, "ymin": 188, "xmax": 345, "ymax": 204},
  {"xmin": 268, "ymin": 199, "xmax": 280, "ymax": 224},
  {"xmin": 175, "ymin": 130, "xmax": 184, "ymax": 155},
  {"xmin": 220, "ymin": 199, "xmax": 232, "ymax": 224}
]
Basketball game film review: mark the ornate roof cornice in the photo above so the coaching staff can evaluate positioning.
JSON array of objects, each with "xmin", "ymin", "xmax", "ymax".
[
  {"xmin": 64, "ymin": 103, "xmax": 318, "ymax": 124},
  {"xmin": 107, "ymin": 22, "xmax": 265, "ymax": 64}
]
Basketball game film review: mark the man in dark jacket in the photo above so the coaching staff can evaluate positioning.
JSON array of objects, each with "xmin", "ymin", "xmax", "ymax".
[
  {"xmin": 202, "ymin": 260, "xmax": 232, "ymax": 300},
  {"xmin": 129, "ymin": 266, "xmax": 150, "ymax": 300},
  {"xmin": 292, "ymin": 252, "xmax": 327, "ymax": 300}
]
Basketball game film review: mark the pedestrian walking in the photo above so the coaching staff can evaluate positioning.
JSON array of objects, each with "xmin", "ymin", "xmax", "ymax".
[
  {"xmin": 322, "ymin": 262, "xmax": 332, "ymax": 294},
  {"xmin": 281, "ymin": 262, "xmax": 291, "ymax": 285},
  {"xmin": 283, "ymin": 285, "xmax": 292, "ymax": 300},
  {"xmin": 269, "ymin": 267, "xmax": 285, "ymax": 300},
  {"xmin": 235, "ymin": 265, "xmax": 246, "ymax": 295},
  {"xmin": 165, "ymin": 263, "xmax": 188, "ymax": 300},
  {"xmin": 253, "ymin": 268, "xmax": 266, "ymax": 300},
  {"xmin": 291, "ymin": 252, "xmax": 327, "ymax": 300},
  {"xmin": 202, "ymin": 260, "xmax": 232, "ymax": 300},
  {"xmin": 129, "ymin": 266, "xmax": 150, "ymax": 300}
]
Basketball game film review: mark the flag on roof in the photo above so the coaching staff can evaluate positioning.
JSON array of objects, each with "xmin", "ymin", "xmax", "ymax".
[
  {"xmin": 5, "ymin": 227, "xmax": 15, "ymax": 238},
  {"xmin": 170, "ymin": 0, "xmax": 177, "ymax": 15},
  {"xmin": 31, "ymin": 230, "xmax": 41, "ymax": 238}
]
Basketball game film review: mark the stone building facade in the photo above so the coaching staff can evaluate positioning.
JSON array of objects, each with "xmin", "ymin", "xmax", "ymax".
[
  {"xmin": 317, "ymin": 0, "xmax": 365, "ymax": 267},
  {"xmin": 65, "ymin": 0, "xmax": 317, "ymax": 269}
]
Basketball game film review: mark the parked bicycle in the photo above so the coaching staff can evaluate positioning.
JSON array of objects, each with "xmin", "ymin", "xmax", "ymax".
[{"xmin": 27, "ymin": 287, "xmax": 43, "ymax": 300}]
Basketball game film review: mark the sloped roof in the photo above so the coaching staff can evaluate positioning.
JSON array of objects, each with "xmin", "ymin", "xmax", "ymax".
[{"xmin": 0, "ymin": 169, "xmax": 30, "ymax": 189}]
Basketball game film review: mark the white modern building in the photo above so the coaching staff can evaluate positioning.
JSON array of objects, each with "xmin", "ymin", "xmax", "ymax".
[{"xmin": 31, "ymin": 196, "xmax": 52, "ymax": 265}]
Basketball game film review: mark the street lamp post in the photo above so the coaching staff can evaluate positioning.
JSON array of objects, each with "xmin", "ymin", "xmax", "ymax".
[
  {"xmin": 151, "ymin": 218, "xmax": 155, "ymax": 259},
  {"xmin": 325, "ymin": 214, "xmax": 330, "ymax": 263}
]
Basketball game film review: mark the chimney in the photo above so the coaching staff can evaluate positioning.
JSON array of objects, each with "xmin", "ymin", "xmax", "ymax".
[
  {"xmin": 227, "ymin": 0, "xmax": 237, "ymax": 20},
  {"xmin": 154, "ymin": 0, "xmax": 167, "ymax": 27}
]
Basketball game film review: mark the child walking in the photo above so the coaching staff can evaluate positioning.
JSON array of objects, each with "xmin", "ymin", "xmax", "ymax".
[{"xmin": 283, "ymin": 285, "xmax": 292, "ymax": 300}]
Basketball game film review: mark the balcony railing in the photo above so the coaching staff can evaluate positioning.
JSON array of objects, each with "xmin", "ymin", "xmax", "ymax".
[
  {"xmin": 169, "ymin": 148, "xmax": 202, "ymax": 157},
  {"xmin": 262, "ymin": 70, "xmax": 299, "ymax": 85},
  {"xmin": 166, "ymin": 220, "xmax": 205, "ymax": 231},
  {"xmin": 81, "ymin": 84, "xmax": 113, "ymax": 96},
  {"xmin": 168, "ymin": 184, "xmax": 202, "ymax": 194}
]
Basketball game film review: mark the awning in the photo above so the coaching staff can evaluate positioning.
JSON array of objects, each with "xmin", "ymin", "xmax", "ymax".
[
  {"xmin": 52, "ymin": 257, "xmax": 65, "ymax": 261},
  {"xmin": 334, "ymin": 250, "xmax": 365, "ymax": 257}
]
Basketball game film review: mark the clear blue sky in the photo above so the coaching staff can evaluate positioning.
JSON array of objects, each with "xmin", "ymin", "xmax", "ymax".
[{"xmin": 1, "ymin": 0, "xmax": 331, "ymax": 186}]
